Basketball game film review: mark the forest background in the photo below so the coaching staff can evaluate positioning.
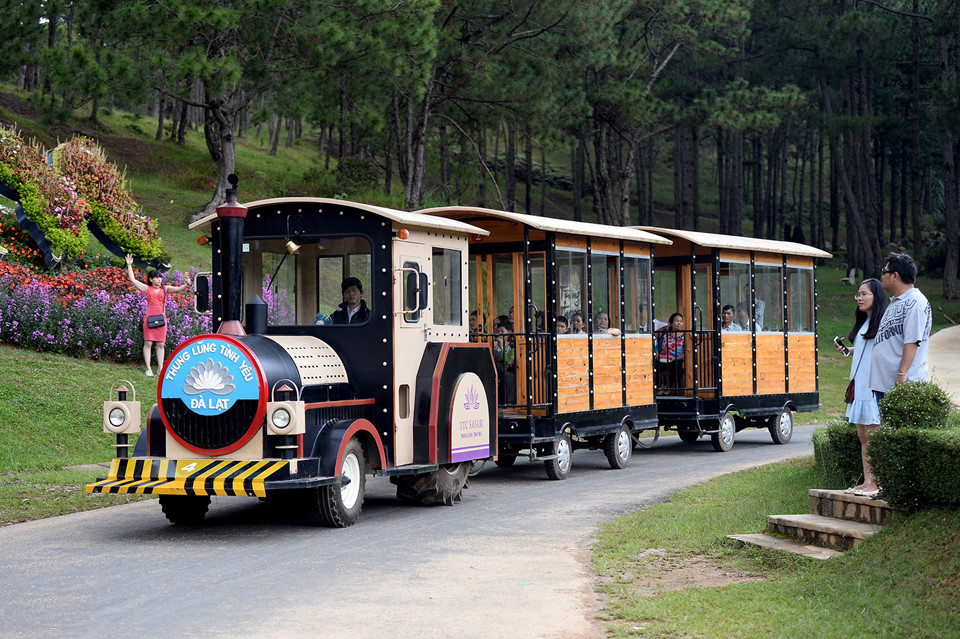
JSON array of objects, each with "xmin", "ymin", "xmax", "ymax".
[{"xmin": 3, "ymin": 0, "xmax": 960, "ymax": 299}]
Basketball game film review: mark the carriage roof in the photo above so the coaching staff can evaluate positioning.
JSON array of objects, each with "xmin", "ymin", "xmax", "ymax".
[
  {"xmin": 634, "ymin": 227, "xmax": 832, "ymax": 259},
  {"xmin": 420, "ymin": 206, "xmax": 673, "ymax": 245},
  {"xmin": 189, "ymin": 197, "xmax": 490, "ymax": 237}
]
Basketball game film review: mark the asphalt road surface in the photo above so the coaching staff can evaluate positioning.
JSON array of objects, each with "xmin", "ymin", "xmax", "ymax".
[{"xmin": 0, "ymin": 425, "xmax": 816, "ymax": 639}]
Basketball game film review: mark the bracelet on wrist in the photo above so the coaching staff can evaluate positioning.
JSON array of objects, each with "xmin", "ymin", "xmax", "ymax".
[{"xmin": 898, "ymin": 372, "xmax": 907, "ymax": 376}]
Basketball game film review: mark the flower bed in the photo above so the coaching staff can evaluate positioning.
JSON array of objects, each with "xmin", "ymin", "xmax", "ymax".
[
  {"xmin": 51, "ymin": 137, "xmax": 164, "ymax": 261},
  {"xmin": 0, "ymin": 261, "xmax": 209, "ymax": 363},
  {"xmin": 0, "ymin": 127, "xmax": 89, "ymax": 260}
]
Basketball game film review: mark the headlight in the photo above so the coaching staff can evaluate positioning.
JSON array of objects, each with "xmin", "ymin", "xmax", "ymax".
[
  {"xmin": 271, "ymin": 407, "xmax": 291, "ymax": 429},
  {"xmin": 109, "ymin": 407, "xmax": 126, "ymax": 427}
]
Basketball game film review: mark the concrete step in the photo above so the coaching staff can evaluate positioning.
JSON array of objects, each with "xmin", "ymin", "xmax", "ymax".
[
  {"xmin": 766, "ymin": 513, "xmax": 881, "ymax": 551},
  {"xmin": 808, "ymin": 489, "xmax": 898, "ymax": 526},
  {"xmin": 728, "ymin": 533, "xmax": 842, "ymax": 560}
]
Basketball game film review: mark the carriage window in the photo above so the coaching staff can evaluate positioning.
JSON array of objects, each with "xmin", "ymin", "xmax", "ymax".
[
  {"xmin": 432, "ymin": 248, "xmax": 462, "ymax": 326},
  {"xmin": 590, "ymin": 253, "xmax": 619, "ymax": 334},
  {"xmin": 719, "ymin": 261, "xmax": 751, "ymax": 332},
  {"xmin": 556, "ymin": 250, "xmax": 586, "ymax": 334},
  {"xmin": 787, "ymin": 267, "xmax": 814, "ymax": 332},
  {"xmin": 754, "ymin": 264, "xmax": 783, "ymax": 332},
  {"xmin": 623, "ymin": 256, "xmax": 651, "ymax": 333}
]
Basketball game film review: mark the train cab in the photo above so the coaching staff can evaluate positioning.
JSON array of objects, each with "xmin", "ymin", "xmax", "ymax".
[
  {"xmin": 637, "ymin": 227, "xmax": 832, "ymax": 451},
  {"xmin": 422, "ymin": 206, "xmax": 672, "ymax": 479}
]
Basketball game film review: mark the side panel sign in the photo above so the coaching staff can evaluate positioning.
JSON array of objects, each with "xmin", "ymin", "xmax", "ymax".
[{"xmin": 449, "ymin": 372, "xmax": 490, "ymax": 462}]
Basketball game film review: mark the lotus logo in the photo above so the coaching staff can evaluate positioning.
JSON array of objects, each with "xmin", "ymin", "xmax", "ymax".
[
  {"xmin": 463, "ymin": 385, "xmax": 480, "ymax": 410},
  {"xmin": 183, "ymin": 359, "xmax": 236, "ymax": 396}
]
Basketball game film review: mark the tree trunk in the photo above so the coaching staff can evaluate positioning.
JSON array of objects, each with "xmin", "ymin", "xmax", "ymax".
[
  {"xmin": 506, "ymin": 121, "xmax": 516, "ymax": 212},
  {"xmin": 910, "ymin": 1, "xmax": 923, "ymax": 259},
  {"xmin": 572, "ymin": 141, "xmax": 583, "ymax": 222},
  {"xmin": 524, "ymin": 129, "xmax": 533, "ymax": 215},
  {"xmin": 939, "ymin": 10, "xmax": 959, "ymax": 298},
  {"xmin": 439, "ymin": 123, "xmax": 450, "ymax": 198}
]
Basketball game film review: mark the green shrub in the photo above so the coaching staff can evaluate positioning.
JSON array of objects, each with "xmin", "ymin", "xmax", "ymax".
[
  {"xmin": 812, "ymin": 418, "xmax": 863, "ymax": 489},
  {"xmin": 879, "ymin": 381, "xmax": 951, "ymax": 430},
  {"xmin": 870, "ymin": 427, "xmax": 960, "ymax": 510},
  {"xmin": 335, "ymin": 157, "xmax": 381, "ymax": 194}
]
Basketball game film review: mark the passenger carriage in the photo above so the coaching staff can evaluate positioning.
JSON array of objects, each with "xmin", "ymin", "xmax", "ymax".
[
  {"xmin": 421, "ymin": 206, "xmax": 672, "ymax": 479},
  {"xmin": 636, "ymin": 227, "xmax": 832, "ymax": 451}
]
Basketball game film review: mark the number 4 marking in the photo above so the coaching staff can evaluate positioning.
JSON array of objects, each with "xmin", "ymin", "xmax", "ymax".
[{"xmin": 181, "ymin": 462, "xmax": 198, "ymax": 472}]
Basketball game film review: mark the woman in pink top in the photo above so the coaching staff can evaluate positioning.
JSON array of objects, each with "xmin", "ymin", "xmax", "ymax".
[{"xmin": 126, "ymin": 254, "xmax": 190, "ymax": 377}]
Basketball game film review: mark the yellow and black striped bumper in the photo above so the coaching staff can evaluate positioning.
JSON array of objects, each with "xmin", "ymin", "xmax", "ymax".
[{"xmin": 85, "ymin": 458, "xmax": 290, "ymax": 498}]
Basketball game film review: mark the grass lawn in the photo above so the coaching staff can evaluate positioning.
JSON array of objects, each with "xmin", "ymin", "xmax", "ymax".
[{"xmin": 594, "ymin": 458, "xmax": 960, "ymax": 637}]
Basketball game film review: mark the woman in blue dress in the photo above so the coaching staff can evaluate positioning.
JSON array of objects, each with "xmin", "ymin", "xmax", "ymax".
[{"xmin": 837, "ymin": 278, "xmax": 887, "ymax": 496}]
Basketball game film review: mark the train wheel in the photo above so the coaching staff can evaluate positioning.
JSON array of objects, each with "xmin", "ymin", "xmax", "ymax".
[
  {"xmin": 711, "ymin": 411, "xmax": 736, "ymax": 452},
  {"xmin": 633, "ymin": 426, "xmax": 660, "ymax": 449},
  {"xmin": 494, "ymin": 455, "xmax": 517, "ymax": 467},
  {"xmin": 604, "ymin": 424, "xmax": 633, "ymax": 469},
  {"xmin": 769, "ymin": 407, "xmax": 794, "ymax": 444},
  {"xmin": 544, "ymin": 433, "xmax": 572, "ymax": 480},
  {"xmin": 159, "ymin": 495, "xmax": 210, "ymax": 525},
  {"xmin": 317, "ymin": 437, "xmax": 365, "ymax": 527},
  {"xmin": 677, "ymin": 428, "xmax": 699, "ymax": 443},
  {"xmin": 395, "ymin": 462, "xmax": 470, "ymax": 505}
]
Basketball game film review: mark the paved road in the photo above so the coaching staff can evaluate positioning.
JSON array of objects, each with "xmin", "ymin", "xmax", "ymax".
[{"xmin": 0, "ymin": 426, "xmax": 816, "ymax": 639}]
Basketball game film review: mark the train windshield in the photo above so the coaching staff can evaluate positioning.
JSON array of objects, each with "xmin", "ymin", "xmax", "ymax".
[{"xmin": 248, "ymin": 235, "xmax": 373, "ymax": 326}]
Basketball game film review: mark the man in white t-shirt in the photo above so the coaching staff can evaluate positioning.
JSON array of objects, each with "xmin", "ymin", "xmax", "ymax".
[{"xmin": 869, "ymin": 252, "xmax": 932, "ymax": 396}]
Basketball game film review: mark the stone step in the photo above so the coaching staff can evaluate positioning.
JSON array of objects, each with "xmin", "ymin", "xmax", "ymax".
[
  {"xmin": 808, "ymin": 489, "xmax": 898, "ymax": 526},
  {"xmin": 727, "ymin": 533, "xmax": 842, "ymax": 560},
  {"xmin": 767, "ymin": 513, "xmax": 881, "ymax": 551}
]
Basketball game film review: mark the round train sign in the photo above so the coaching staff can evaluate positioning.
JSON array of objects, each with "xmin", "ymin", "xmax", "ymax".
[{"xmin": 162, "ymin": 337, "xmax": 260, "ymax": 415}]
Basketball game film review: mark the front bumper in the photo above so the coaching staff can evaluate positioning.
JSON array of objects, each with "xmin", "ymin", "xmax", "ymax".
[{"xmin": 85, "ymin": 457, "xmax": 335, "ymax": 498}]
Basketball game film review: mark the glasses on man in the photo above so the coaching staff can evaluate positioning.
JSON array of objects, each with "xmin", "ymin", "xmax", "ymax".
[{"xmin": 881, "ymin": 269, "xmax": 894, "ymax": 275}]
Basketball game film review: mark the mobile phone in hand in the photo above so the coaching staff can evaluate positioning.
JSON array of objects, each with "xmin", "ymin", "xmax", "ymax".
[{"xmin": 834, "ymin": 336, "xmax": 850, "ymax": 356}]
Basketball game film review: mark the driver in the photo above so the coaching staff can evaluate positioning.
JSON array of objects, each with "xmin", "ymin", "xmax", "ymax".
[{"xmin": 332, "ymin": 277, "xmax": 372, "ymax": 324}]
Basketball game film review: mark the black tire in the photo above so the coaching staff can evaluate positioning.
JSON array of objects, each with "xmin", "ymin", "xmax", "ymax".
[
  {"xmin": 769, "ymin": 407, "xmax": 794, "ymax": 444},
  {"xmin": 494, "ymin": 455, "xmax": 517, "ymax": 467},
  {"xmin": 633, "ymin": 426, "xmax": 660, "ymax": 449},
  {"xmin": 395, "ymin": 462, "xmax": 470, "ymax": 505},
  {"xmin": 159, "ymin": 495, "xmax": 211, "ymax": 525},
  {"xmin": 677, "ymin": 428, "xmax": 699, "ymax": 443},
  {"xmin": 711, "ymin": 411, "xmax": 736, "ymax": 452},
  {"xmin": 604, "ymin": 424, "xmax": 633, "ymax": 469},
  {"xmin": 544, "ymin": 432, "xmax": 573, "ymax": 480},
  {"xmin": 316, "ymin": 437, "xmax": 365, "ymax": 527}
]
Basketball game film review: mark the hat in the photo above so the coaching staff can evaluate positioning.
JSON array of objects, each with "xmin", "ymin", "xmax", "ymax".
[{"xmin": 341, "ymin": 277, "xmax": 363, "ymax": 293}]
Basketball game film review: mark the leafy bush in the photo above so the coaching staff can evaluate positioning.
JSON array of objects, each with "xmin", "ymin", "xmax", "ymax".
[
  {"xmin": 51, "ymin": 137, "xmax": 164, "ymax": 260},
  {"xmin": 812, "ymin": 418, "xmax": 863, "ymax": 489},
  {"xmin": 335, "ymin": 157, "xmax": 381, "ymax": 194},
  {"xmin": 879, "ymin": 381, "xmax": 952, "ymax": 430},
  {"xmin": 869, "ymin": 427, "xmax": 960, "ymax": 510},
  {"xmin": 0, "ymin": 127, "xmax": 90, "ymax": 259}
]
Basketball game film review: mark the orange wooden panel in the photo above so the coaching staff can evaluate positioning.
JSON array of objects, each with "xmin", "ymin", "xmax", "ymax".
[
  {"xmin": 592, "ymin": 237, "xmax": 620, "ymax": 253},
  {"xmin": 623, "ymin": 243, "xmax": 651, "ymax": 257},
  {"xmin": 718, "ymin": 249, "xmax": 751, "ymax": 263},
  {"xmin": 558, "ymin": 393, "xmax": 590, "ymax": 413},
  {"xmin": 556, "ymin": 235, "xmax": 587, "ymax": 250},
  {"xmin": 723, "ymin": 380, "xmax": 754, "ymax": 395},
  {"xmin": 754, "ymin": 253, "xmax": 782, "ymax": 265},
  {"xmin": 786, "ymin": 255, "xmax": 814, "ymax": 268}
]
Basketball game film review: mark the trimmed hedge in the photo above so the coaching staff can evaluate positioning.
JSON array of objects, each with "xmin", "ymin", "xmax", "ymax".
[
  {"xmin": 878, "ymin": 381, "xmax": 952, "ymax": 430},
  {"xmin": 812, "ymin": 419, "xmax": 864, "ymax": 489},
  {"xmin": 869, "ymin": 428, "xmax": 960, "ymax": 510}
]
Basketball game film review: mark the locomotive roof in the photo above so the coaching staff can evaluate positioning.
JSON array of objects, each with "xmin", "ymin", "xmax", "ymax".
[
  {"xmin": 418, "ymin": 206, "xmax": 672, "ymax": 245},
  {"xmin": 189, "ymin": 197, "xmax": 490, "ymax": 237},
  {"xmin": 634, "ymin": 227, "xmax": 833, "ymax": 259}
]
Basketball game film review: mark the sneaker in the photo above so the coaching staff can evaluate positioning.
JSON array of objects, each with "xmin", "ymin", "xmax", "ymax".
[{"xmin": 146, "ymin": 369, "xmax": 153, "ymax": 377}]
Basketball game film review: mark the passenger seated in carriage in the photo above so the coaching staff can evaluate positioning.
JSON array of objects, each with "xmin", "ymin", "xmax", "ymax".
[{"xmin": 656, "ymin": 312, "xmax": 685, "ymax": 392}]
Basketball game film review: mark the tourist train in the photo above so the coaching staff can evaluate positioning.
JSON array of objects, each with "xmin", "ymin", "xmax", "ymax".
[{"xmin": 87, "ymin": 178, "xmax": 830, "ymax": 527}]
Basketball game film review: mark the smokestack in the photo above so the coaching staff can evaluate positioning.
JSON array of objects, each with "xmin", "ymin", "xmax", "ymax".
[{"xmin": 216, "ymin": 174, "xmax": 247, "ymax": 336}]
